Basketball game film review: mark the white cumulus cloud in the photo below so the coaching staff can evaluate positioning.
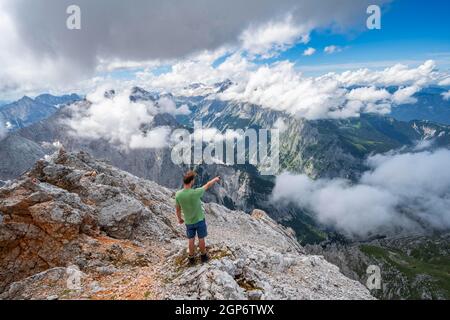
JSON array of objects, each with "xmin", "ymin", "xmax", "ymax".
[
  {"xmin": 334, "ymin": 60, "xmax": 439, "ymax": 87},
  {"xmin": 66, "ymin": 87, "xmax": 175, "ymax": 149},
  {"xmin": 392, "ymin": 85, "xmax": 420, "ymax": 104},
  {"xmin": 438, "ymin": 77, "xmax": 450, "ymax": 86},
  {"xmin": 217, "ymin": 60, "xmax": 440, "ymax": 119},
  {"xmin": 158, "ymin": 97, "xmax": 191, "ymax": 116},
  {"xmin": 324, "ymin": 45, "xmax": 342, "ymax": 54},
  {"xmin": 240, "ymin": 15, "xmax": 310, "ymax": 58},
  {"xmin": 346, "ymin": 86, "xmax": 391, "ymax": 103},
  {"xmin": 442, "ymin": 90, "xmax": 450, "ymax": 101},
  {"xmin": 303, "ymin": 47, "xmax": 316, "ymax": 56}
]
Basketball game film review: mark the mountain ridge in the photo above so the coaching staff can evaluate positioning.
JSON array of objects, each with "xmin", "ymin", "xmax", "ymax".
[
  {"xmin": 0, "ymin": 150, "xmax": 373, "ymax": 300},
  {"xmin": 1, "ymin": 87, "xmax": 449, "ymax": 300},
  {"xmin": 0, "ymin": 93, "xmax": 81, "ymax": 131}
]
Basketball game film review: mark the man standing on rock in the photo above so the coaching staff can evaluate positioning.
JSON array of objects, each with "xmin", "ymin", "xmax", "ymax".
[{"xmin": 175, "ymin": 171, "xmax": 220, "ymax": 265}]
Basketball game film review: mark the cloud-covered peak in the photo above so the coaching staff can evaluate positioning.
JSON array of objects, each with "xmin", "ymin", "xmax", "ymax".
[
  {"xmin": 65, "ymin": 87, "xmax": 184, "ymax": 150},
  {"xmin": 217, "ymin": 60, "xmax": 445, "ymax": 119}
]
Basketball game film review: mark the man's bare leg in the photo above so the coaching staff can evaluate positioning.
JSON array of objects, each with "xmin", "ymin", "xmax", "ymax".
[
  {"xmin": 199, "ymin": 238, "xmax": 209, "ymax": 263},
  {"xmin": 188, "ymin": 238, "xmax": 196, "ymax": 257},
  {"xmin": 198, "ymin": 238, "xmax": 206, "ymax": 255}
]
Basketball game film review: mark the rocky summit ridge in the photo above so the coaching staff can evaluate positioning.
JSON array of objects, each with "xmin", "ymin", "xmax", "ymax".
[{"xmin": 0, "ymin": 150, "xmax": 373, "ymax": 300}]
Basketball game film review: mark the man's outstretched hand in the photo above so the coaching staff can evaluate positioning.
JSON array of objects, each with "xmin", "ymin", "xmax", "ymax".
[{"xmin": 203, "ymin": 176, "xmax": 220, "ymax": 190}]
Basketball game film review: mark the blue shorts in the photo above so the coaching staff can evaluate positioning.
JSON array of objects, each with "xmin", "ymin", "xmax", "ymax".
[{"xmin": 186, "ymin": 219, "xmax": 208, "ymax": 239}]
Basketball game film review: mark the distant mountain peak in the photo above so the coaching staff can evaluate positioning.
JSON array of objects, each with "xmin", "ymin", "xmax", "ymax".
[
  {"xmin": 18, "ymin": 96, "xmax": 35, "ymax": 103},
  {"xmin": 131, "ymin": 86, "xmax": 148, "ymax": 94},
  {"xmin": 129, "ymin": 86, "xmax": 161, "ymax": 102},
  {"xmin": 0, "ymin": 94, "xmax": 81, "ymax": 132}
]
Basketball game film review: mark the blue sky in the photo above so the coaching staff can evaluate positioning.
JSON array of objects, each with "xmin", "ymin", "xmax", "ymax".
[{"xmin": 278, "ymin": 0, "xmax": 450, "ymax": 74}]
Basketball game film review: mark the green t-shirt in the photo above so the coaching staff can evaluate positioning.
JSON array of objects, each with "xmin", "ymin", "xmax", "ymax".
[{"xmin": 175, "ymin": 187, "xmax": 205, "ymax": 225}]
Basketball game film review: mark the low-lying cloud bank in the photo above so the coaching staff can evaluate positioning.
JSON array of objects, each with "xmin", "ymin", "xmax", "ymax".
[
  {"xmin": 65, "ymin": 87, "xmax": 252, "ymax": 151},
  {"xmin": 272, "ymin": 149, "xmax": 450, "ymax": 238},
  {"xmin": 65, "ymin": 88, "xmax": 179, "ymax": 149}
]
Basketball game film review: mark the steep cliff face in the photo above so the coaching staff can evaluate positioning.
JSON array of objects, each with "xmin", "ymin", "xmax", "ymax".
[{"xmin": 0, "ymin": 150, "xmax": 373, "ymax": 300}]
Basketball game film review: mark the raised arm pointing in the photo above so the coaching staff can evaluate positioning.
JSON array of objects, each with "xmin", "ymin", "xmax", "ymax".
[{"xmin": 202, "ymin": 176, "xmax": 220, "ymax": 191}]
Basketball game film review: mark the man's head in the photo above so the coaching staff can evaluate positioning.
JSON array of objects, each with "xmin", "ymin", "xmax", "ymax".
[{"xmin": 183, "ymin": 171, "xmax": 196, "ymax": 187}]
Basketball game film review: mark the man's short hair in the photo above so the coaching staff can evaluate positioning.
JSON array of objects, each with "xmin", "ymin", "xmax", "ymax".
[{"xmin": 183, "ymin": 171, "xmax": 197, "ymax": 185}]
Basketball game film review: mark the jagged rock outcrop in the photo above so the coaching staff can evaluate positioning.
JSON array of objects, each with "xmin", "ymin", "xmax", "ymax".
[{"xmin": 0, "ymin": 150, "xmax": 374, "ymax": 300}]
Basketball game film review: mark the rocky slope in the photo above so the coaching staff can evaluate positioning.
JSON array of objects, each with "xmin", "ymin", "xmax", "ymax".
[
  {"xmin": 0, "ymin": 150, "xmax": 373, "ymax": 300},
  {"xmin": 306, "ymin": 234, "xmax": 450, "ymax": 300}
]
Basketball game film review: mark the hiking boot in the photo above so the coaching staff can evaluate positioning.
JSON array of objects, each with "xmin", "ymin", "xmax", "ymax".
[
  {"xmin": 200, "ymin": 253, "xmax": 209, "ymax": 263},
  {"xmin": 188, "ymin": 255, "xmax": 196, "ymax": 266}
]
